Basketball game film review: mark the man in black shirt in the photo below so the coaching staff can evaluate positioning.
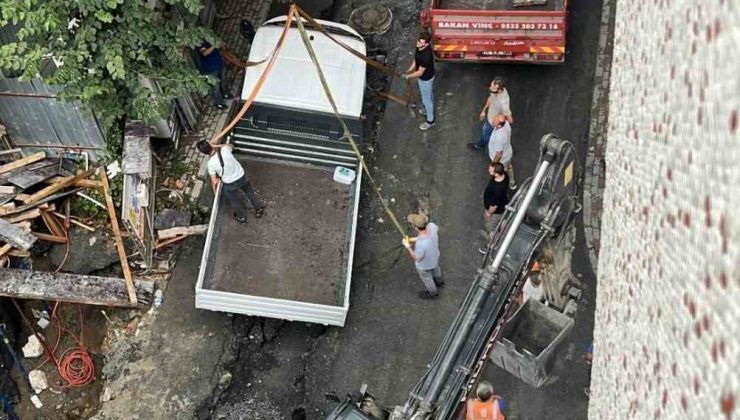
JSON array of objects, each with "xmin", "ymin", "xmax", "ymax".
[
  {"xmin": 481, "ymin": 162, "xmax": 509, "ymax": 254},
  {"xmin": 402, "ymin": 31, "xmax": 436, "ymax": 131}
]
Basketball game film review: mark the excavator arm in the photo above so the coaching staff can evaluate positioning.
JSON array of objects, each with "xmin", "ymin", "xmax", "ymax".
[{"xmin": 327, "ymin": 134, "xmax": 579, "ymax": 420}]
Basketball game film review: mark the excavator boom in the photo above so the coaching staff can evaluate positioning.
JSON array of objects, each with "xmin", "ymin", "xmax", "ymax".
[{"xmin": 327, "ymin": 134, "xmax": 579, "ymax": 420}]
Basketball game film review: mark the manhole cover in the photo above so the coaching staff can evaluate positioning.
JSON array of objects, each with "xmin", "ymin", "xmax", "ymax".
[{"xmin": 349, "ymin": 4, "xmax": 393, "ymax": 36}]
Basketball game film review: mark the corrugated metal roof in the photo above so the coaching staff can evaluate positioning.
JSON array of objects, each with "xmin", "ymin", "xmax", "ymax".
[{"xmin": 0, "ymin": 78, "xmax": 105, "ymax": 161}]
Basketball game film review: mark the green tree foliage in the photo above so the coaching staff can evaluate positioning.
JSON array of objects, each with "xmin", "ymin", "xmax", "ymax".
[{"xmin": 0, "ymin": 0, "xmax": 216, "ymax": 156}]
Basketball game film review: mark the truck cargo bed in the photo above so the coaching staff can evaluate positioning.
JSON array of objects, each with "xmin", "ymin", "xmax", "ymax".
[
  {"xmin": 200, "ymin": 157, "xmax": 354, "ymax": 307},
  {"xmin": 439, "ymin": 0, "xmax": 565, "ymax": 11}
]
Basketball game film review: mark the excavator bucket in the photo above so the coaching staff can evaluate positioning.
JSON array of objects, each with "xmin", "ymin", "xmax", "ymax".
[{"xmin": 489, "ymin": 299, "xmax": 574, "ymax": 387}]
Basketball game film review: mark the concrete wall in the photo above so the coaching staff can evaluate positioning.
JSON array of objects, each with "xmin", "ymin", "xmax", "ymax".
[{"xmin": 590, "ymin": 0, "xmax": 739, "ymax": 418}]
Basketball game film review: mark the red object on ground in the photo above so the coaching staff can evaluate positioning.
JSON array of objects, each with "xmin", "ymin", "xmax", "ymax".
[{"xmin": 420, "ymin": 0, "xmax": 569, "ymax": 64}]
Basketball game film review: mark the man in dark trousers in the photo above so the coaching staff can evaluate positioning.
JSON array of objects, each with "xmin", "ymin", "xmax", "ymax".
[
  {"xmin": 197, "ymin": 41, "xmax": 231, "ymax": 110},
  {"xmin": 480, "ymin": 162, "xmax": 509, "ymax": 254},
  {"xmin": 402, "ymin": 213, "xmax": 443, "ymax": 299},
  {"xmin": 197, "ymin": 140, "xmax": 264, "ymax": 224},
  {"xmin": 402, "ymin": 31, "xmax": 436, "ymax": 131}
]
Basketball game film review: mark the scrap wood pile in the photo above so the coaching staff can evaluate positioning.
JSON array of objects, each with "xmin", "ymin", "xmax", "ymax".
[
  {"xmin": 0, "ymin": 149, "xmax": 154, "ymax": 308},
  {"xmin": 0, "ymin": 150, "xmax": 97, "ymax": 260}
]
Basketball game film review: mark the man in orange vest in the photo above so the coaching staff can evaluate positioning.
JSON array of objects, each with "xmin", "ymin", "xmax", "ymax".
[{"xmin": 465, "ymin": 381, "xmax": 506, "ymax": 420}]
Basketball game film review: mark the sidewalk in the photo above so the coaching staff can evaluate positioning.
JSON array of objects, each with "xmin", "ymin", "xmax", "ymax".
[{"xmin": 170, "ymin": 0, "xmax": 272, "ymax": 204}]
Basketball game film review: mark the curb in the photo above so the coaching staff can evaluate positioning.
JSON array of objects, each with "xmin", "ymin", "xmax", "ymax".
[{"xmin": 583, "ymin": 0, "xmax": 616, "ymax": 275}]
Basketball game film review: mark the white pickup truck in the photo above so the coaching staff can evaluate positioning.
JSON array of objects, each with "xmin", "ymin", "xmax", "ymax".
[{"xmin": 195, "ymin": 16, "xmax": 366, "ymax": 327}]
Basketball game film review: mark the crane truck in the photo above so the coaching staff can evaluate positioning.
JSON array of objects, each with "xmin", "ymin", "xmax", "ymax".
[{"xmin": 326, "ymin": 134, "xmax": 580, "ymax": 419}]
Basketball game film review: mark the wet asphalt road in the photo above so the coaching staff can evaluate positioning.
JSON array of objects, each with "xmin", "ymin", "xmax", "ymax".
[{"xmin": 217, "ymin": 0, "xmax": 604, "ymax": 418}]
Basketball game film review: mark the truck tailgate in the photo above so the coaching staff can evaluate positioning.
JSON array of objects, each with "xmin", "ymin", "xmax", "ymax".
[{"xmin": 429, "ymin": 0, "xmax": 568, "ymax": 62}]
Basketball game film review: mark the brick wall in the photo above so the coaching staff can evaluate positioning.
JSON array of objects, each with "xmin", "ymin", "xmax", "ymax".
[{"xmin": 590, "ymin": 0, "xmax": 739, "ymax": 418}]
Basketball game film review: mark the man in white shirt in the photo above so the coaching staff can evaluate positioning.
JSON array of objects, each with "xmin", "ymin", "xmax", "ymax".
[
  {"xmin": 197, "ymin": 140, "xmax": 265, "ymax": 224},
  {"xmin": 488, "ymin": 115, "xmax": 517, "ymax": 190},
  {"xmin": 518, "ymin": 262, "xmax": 545, "ymax": 305}
]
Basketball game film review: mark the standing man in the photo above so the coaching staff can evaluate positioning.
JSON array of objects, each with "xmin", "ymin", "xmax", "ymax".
[
  {"xmin": 517, "ymin": 262, "xmax": 546, "ymax": 305},
  {"xmin": 469, "ymin": 77, "xmax": 513, "ymax": 150},
  {"xmin": 197, "ymin": 140, "xmax": 265, "ymax": 225},
  {"xmin": 402, "ymin": 213, "xmax": 443, "ymax": 299},
  {"xmin": 465, "ymin": 381, "xmax": 506, "ymax": 420},
  {"xmin": 402, "ymin": 31, "xmax": 436, "ymax": 131},
  {"xmin": 480, "ymin": 162, "xmax": 509, "ymax": 254},
  {"xmin": 197, "ymin": 41, "xmax": 231, "ymax": 110},
  {"xmin": 488, "ymin": 115, "xmax": 517, "ymax": 190}
]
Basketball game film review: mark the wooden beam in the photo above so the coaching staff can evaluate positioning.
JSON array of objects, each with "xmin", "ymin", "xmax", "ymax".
[
  {"xmin": 41, "ymin": 211, "xmax": 65, "ymax": 237},
  {"xmin": 99, "ymin": 168, "xmax": 137, "ymax": 305},
  {"xmin": 0, "ymin": 188, "xmax": 81, "ymax": 217},
  {"xmin": 50, "ymin": 211, "xmax": 95, "ymax": 232},
  {"xmin": 7, "ymin": 249, "xmax": 29, "ymax": 257},
  {"xmin": 0, "ymin": 244, "xmax": 12, "ymax": 259},
  {"xmin": 3, "ymin": 203, "xmax": 56, "ymax": 224},
  {"xmin": 31, "ymin": 232, "xmax": 67, "ymax": 244},
  {"xmin": 0, "ymin": 218, "xmax": 37, "ymax": 250},
  {"xmin": 0, "ymin": 268, "xmax": 154, "ymax": 308},
  {"xmin": 157, "ymin": 224, "xmax": 208, "ymax": 240},
  {"xmin": 0, "ymin": 152, "xmax": 45, "ymax": 175},
  {"xmin": 5, "ymin": 208, "xmax": 41, "ymax": 224},
  {"xmin": 12, "ymin": 221, "xmax": 31, "ymax": 230},
  {"xmin": 155, "ymin": 235, "xmax": 190, "ymax": 249},
  {"xmin": 0, "ymin": 186, "xmax": 15, "ymax": 194},
  {"xmin": 43, "ymin": 177, "xmax": 102, "ymax": 189},
  {"xmin": 21, "ymin": 170, "xmax": 94, "ymax": 205}
]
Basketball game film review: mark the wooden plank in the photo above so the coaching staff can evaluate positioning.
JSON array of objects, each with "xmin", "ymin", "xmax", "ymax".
[
  {"xmin": 0, "ymin": 159, "xmax": 57, "ymax": 185},
  {"xmin": 13, "ymin": 193, "xmax": 31, "ymax": 202},
  {"xmin": 5, "ymin": 208, "xmax": 41, "ymax": 224},
  {"xmin": 12, "ymin": 221, "xmax": 31, "ymax": 230},
  {"xmin": 0, "ymin": 152, "xmax": 46, "ymax": 175},
  {"xmin": 100, "ymin": 168, "xmax": 137, "ymax": 305},
  {"xmin": 157, "ymin": 224, "xmax": 208, "ymax": 240},
  {"xmin": 8, "ymin": 164, "xmax": 59, "ymax": 189},
  {"xmin": 0, "ymin": 218, "xmax": 37, "ymax": 250},
  {"xmin": 7, "ymin": 249, "xmax": 30, "ymax": 257},
  {"xmin": 0, "ymin": 188, "xmax": 80, "ymax": 217},
  {"xmin": 41, "ymin": 211, "xmax": 64, "ymax": 236},
  {"xmin": 0, "ymin": 186, "xmax": 15, "ymax": 194},
  {"xmin": 21, "ymin": 170, "xmax": 94, "ymax": 205},
  {"xmin": 31, "ymin": 232, "xmax": 67, "ymax": 244},
  {"xmin": 0, "ymin": 202, "xmax": 14, "ymax": 210},
  {"xmin": 0, "ymin": 268, "xmax": 154, "ymax": 308},
  {"xmin": 50, "ymin": 212, "xmax": 95, "ymax": 232},
  {"xmin": 41, "ymin": 211, "xmax": 65, "ymax": 237},
  {"xmin": 43, "ymin": 177, "xmax": 102, "ymax": 189},
  {"xmin": 0, "ymin": 244, "xmax": 12, "ymax": 259}
]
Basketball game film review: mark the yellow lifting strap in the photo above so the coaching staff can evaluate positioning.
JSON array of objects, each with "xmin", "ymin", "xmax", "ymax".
[
  {"xmin": 292, "ymin": 6, "xmax": 407, "ymax": 240},
  {"xmin": 210, "ymin": 5, "xmax": 408, "ymax": 240}
]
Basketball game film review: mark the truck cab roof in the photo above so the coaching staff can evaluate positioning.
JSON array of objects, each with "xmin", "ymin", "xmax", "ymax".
[{"xmin": 241, "ymin": 16, "xmax": 367, "ymax": 118}]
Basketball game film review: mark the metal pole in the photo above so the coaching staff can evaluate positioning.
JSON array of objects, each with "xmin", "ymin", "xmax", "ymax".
[
  {"xmin": 12, "ymin": 143, "xmax": 102, "ymax": 150},
  {"xmin": 418, "ymin": 155, "xmax": 554, "ymax": 414},
  {"xmin": 0, "ymin": 91, "xmax": 57, "ymax": 98}
]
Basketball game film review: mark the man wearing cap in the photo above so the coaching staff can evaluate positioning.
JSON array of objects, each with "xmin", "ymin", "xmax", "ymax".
[{"xmin": 402, "ymin": 214, "xmax": 443, "ymax": 299}]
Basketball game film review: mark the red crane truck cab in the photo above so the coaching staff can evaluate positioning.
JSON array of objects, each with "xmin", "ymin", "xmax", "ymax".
[{"xmin": 420, "ymin": 0, "xmax": 569, "ymax": 64}]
